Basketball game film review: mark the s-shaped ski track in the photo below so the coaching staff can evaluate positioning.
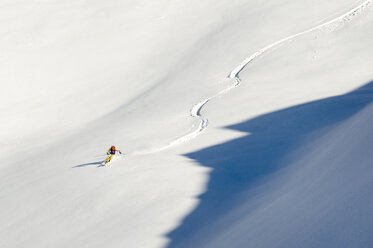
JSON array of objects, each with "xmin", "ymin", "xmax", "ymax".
[{"xmin": 141, "ymin": 0, "xmax": 372, "ymax": 154}]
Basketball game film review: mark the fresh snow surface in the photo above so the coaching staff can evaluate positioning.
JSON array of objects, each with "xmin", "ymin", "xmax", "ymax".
[{"xmin": 1, "ymin": 1, "xmax": 373, "ymax": 248}]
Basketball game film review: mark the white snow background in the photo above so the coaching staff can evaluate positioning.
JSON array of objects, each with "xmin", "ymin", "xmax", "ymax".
[{"xmin": 1, "ymin": 0, "xmax": 373, "ymax": 247}]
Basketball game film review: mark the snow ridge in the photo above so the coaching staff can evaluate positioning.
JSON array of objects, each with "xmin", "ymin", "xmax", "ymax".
[{"xmin": 140, "ymin": 0, "xmax": 372, "ymax": 154}]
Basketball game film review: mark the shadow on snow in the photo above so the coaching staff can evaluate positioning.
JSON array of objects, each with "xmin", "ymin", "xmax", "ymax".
[
  {"xmin": 73, "ymin": 161, "xmax": 103, "ymax": 168},
  {"xmin": 165, "ymin": 81, "xmax": 373, "ymax": 247}
]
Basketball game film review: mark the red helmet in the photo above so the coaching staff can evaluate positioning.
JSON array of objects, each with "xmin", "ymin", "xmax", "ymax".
[{"xmin": 111, "ymin": 145, "xmax": 115, "ymax": 149}]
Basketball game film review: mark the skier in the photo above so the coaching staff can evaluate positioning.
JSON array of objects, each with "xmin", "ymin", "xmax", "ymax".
[{"xmin": 103, "ymin": 145, "xmax": 122, "ymax": 165}]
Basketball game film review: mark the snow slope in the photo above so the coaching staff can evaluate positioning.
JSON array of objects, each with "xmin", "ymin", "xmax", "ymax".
[{"xmin": 1, "ymin": 0, "xmax": 373, "ymax": 247}]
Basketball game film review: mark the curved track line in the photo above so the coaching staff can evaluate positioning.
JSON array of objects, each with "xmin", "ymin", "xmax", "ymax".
[
  {"xmin": 138, "ymin": 0, "xmax": 372, "ymax": 155},
  {"xmin": 228, "ymin": 0, "xmax": 372, "ymax": 80}
]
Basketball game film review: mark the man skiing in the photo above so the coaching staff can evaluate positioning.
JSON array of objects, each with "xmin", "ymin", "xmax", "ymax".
[{"xmin": 103, "ymin": 145, "xmax": 122, "ymax": 165}]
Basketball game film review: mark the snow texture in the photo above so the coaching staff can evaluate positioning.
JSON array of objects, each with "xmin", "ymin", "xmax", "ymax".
[{"xmin": 1, "ymin": 0, "xmax": 373, "ymax": 248}]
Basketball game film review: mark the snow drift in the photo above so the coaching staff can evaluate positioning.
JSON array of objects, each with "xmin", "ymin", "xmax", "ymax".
[{"xmin": 1, "ymin": 0, "xmax": 373, "ymax": 248}]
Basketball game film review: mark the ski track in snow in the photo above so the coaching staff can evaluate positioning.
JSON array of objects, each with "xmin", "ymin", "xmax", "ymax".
[{"xmin": 136, "ymin": 0, "xmax": 372, "ymax": 155}]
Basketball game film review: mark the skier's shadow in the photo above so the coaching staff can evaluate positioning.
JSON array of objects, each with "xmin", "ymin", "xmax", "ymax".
[
  {"xmin": 73, "ymin": 161, "xmax": 103, "ymax": 168},
  {"xmin": 165, "ymin": 81, "xmax": 373, "ymax": 247}
]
